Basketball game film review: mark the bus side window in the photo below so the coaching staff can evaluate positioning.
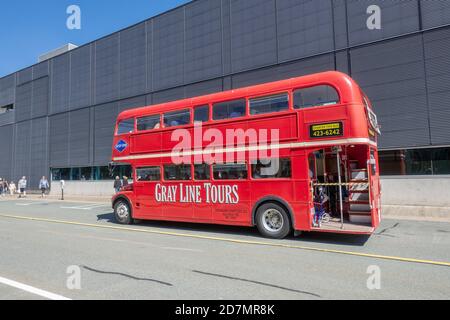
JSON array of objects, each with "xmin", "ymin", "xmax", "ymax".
[
  {"xmin": 164, "ymin": 109, "xmax": 191, "ymax": 128},
  {"xmin": 194, "ymin": 164, "xmax": 210, "ymax": 180},
  {"xmin": 194, "ymin": 105, "xmax": 209, "ymax": 123},
  {"xmin": 293, "ymin": 85, "xmax": 339, "ymax": 109},
  {"xmin": 213, "ymin": 163, "xmax": 248, "ymax": 180},
  {"xmin": 117, "ymin": 118, "xmax": 135, "ymax": 135},
  {"xmin": 249, "ymin": 94, "xmax": 289, "ymax": 115},
  {"xmin": 137, "ymin": 115, "xmax": 161, "ymax": 131},
  {"xmin": 136, "ymin": 167, "xmax": 161, "ymax": 181},
  {"xmin": 164, "ymin": 165, "xmax": 192, "ymax": 181},
  {"xmin": 213, "ymin": 99, "xmax": 246, "ymax": 120},
  {"xmin": 252, "ymin": 158, "xmax": 291, "ymax": 179}
]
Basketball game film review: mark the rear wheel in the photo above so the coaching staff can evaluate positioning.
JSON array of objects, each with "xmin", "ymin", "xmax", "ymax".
[
  {"xmin": 114, "ymin": 200, "xmax": 133, "ymax": 225},
  {"xmin": 256, "ymin": 203, "xmax": 291, "ymax": 239}
]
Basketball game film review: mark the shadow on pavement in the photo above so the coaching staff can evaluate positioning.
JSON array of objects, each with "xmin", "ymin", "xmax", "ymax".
[{"xmin": 96, "ymin": 212, "xmax": 370, "ymax": 246}]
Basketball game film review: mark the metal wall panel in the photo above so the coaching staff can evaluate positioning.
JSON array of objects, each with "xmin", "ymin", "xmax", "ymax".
[
  {"xmin": 118, "ymin": 95, "xmax": 147, "ymax": 114},
  {"xmin": 30, "ymin": 117, "xmax": 48, "ymax": 187},
  {"xmin": 230, "ymin": 0, "xmax": 277, "ymax": 72},
  {"xmin": 333, "ymin": 0, "xmax": 348, "ymax": 49},
  {"xmin": 49, "ymin": 113, "xmax": 69, "ymax": 167},
  {"xmin": 69, "ymin": 108, "xmax": 90, "ymax": 166},
  {"xmin": 421, "ymin": 0, "xmax": 450, "ymax": 29},
  {"xmin": 153, "ymin": 8, "xmax": 185, "ymax": 91},
  {"xmin": 15, "ymin": 82, "xmax": 32, "ymax": 122},
  {"xmin": 153, "ymin": 87, "xmax": 185, "ymax": 104},
  {"xmin": 94, "ymin": 102, "xmax": 118, "ymax": 165},
  {"xmin": 424, "ymin": 28, "xmax": 450, "ymax": 145},
  {"xmin": 0, "ymin": 125, "xmax": 13, "ymax": 181},
  {"xmin": 185, "ymin": 78, "xmax": 223, "ymax": 98},
  {"xmin": 32, "ymin": 77, "xmax": 49, "ymax": 118},
  {"xmin": 347, "ymin": 0, "xmax": 419, "ymax": 46},
  {"xmin": 33, "ymin": 61, "xmax": 49, "ymax": 80},
  {"xmin": 95, "ymin": 34, "xmax": 120, "ymax": 104},
  {"xmin": 277, "ymin": 0, "xmax": 334, "ymax": 62},
  {"xmin": 51, "ymin": 54, "xmax": 70, "ymax": 114},
  {"xmin": 146, "ymin": 20, "xmax": 154, "ymax": 93},
  {"xmin": 185, "ymin": 0, "xmax": 223, "ymax": 83},
  {"xmin": 351, "ymin": 35, "xmax": 429, "ymax": 148},
  {"xmin": 120, "ymin": 23, "xmax": 147, "ymax": 98},
  {"xmin": 221, "ymin": 0, "xmax": 232, "ymax": 75},
  {"xmin": 232, "ymin": 53, "xmax": 334, "ymax": 88},
  {"xmin": 12, "ymin": 120, "xmax": 31, "ymax": 183},
  {"xmin": 0, "ymin": 74, "xmax": 15, "ymax": 107},
  {"xmin": 335, "ymin": 50, "xmax": 349, "ymax": 74},
  {"xmin": 0, "ymin": 111, "xmax": 15, "ymax": 127},
  {"xmin": 70, "ymin": 45, "xmax": 92, "ymax": 110},
  {"xmin": 17, "ymin": 67, "xmax": 32, "ymax": 85}
]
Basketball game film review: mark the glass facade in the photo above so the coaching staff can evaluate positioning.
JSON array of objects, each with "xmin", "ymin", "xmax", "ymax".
[
  {"xmin": 51, "ymin": 165, "xmax": 132, "ymax": 181},
  {"xmin": 379, "ymin": 147, "xmax": 450, "ymax": 176}
]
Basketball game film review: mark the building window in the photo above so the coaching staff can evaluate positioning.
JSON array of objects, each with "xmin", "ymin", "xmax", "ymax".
[
  {"xmin": 0, "ymin": 104, "xmax": 14, "ymax": 114},
  {"xmin": 379, "ymin": 147, "xmax": 450, "ymax": 175},
  {"xmin": 213, "ymin": 99, "xmax": 246, "ymax": 120},
  {"xmin": 293, "ymin": 85, "xmax": 339, "ymax": 109},
  {"xmin": 51, "ymin": 165, "xmax": 132, "ymax": 181},
  {"xmin": 249, "ymin": 94, "xmax": 289, "ymax": 115}
]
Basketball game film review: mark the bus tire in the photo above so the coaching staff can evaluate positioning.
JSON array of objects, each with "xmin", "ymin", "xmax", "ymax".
[
  {"xmin": 114, "ymin": 200, "xmax": 133, "ymax": 225},
  {"xmin": 256, "ymin": 202, "xmax": 291, "ymax": 239}
]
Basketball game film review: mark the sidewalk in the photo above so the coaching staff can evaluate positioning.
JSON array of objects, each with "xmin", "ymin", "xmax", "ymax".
[{"xmin": 0, "ymin": 194, "xmax": 111, "ymax": 204}]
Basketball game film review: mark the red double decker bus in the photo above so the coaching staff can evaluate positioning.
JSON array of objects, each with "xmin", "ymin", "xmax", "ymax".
[{"xmin": 111, "ymin": 71, "xmax": 381, "ymax": 238}]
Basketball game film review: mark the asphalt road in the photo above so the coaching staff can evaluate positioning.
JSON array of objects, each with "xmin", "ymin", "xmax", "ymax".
[{"xmin": 0, "ymin": 197, "xmax": 449, "ymax": 300}]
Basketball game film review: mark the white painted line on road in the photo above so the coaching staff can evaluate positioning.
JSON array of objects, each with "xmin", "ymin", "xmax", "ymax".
[
  {"xmin": 0, "ymin": 276, "xmax": 71, "ymax": 300},
  {"xmin": 162, "ymin": 247, "xmax": 204, "ymax": 253},
  {"xmin": 60, "ymin": 204, "xmax": 110, "ymax": 210},
  {"xmin": 15, "ymin": 202, "xmax": 44, "ymax": 206}
]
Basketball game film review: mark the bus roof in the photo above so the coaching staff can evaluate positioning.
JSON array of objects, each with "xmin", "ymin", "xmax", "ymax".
[{"xmin": 117, "ymin": 71, "xmax": 362, "ymax": 121}]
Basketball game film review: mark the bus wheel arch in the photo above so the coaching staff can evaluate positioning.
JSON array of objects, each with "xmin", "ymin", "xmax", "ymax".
[
  {"xmin": 252, "ymin": 197, "xmax": 294, "ymax": 239},
  {"xmin": 113, "ymin": 196, "xmax": 134, "ymax": 225}
]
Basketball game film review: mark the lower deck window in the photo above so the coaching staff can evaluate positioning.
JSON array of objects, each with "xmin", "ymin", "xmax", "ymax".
[
  {"xmin": 252, "ymin": 158, "xmax": 291, "ymax": 179},
  {"xmin": 136, "ymin": 167, "xmax": 161, "ymax": 181},
  {"xmin": 213, "ymin": 163, "xmax": 248, "ymax": 180},
  {"xmin": 164, "ymin": 165, "xmax": 192, "ymax": 181}
]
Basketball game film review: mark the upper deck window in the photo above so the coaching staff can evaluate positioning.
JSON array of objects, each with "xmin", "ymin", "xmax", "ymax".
[
  {"xmin": 293, "ymin": 85, "xmax": 339, "ymax": 109},
  {"xmin": 213, "ymin": 99, "xmax": 246, "ymax": 120},
  {"xmin": 117, "ymin": 118, "xmax": 135, "ymax": 135},
  {"xmin": 164, "ymin": 109, "xmax": 191, "ymax": 128},
  {"xmin": 249, "ymin": 93, "xmax": 289, "ymax": 115},
  {"xmin": 137, "ymin": 115, "xmax": 161, "ymax": 131},
  {"xmin": 194, "ymin": 105, "xmax": 209, "ymax": 123}
]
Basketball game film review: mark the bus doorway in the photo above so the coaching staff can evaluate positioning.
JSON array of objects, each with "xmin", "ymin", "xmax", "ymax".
[{"xmin": 308, "ymin": 145, "xmax": 375, "ymax": 234}]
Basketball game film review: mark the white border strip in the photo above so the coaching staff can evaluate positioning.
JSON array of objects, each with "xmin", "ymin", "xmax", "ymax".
[
  {"xmin": 0, "ymin": 276, "xmax": 71, "ymax": 300},
  {"xmin": 113, "ymin": 138, "xmax": 376, "ymax": 162}
]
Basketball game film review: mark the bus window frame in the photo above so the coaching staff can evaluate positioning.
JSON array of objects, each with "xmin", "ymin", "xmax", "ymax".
[
  {"xmin": 135, "ymin": 166, "xmax": 162, "ymax": 183},
  {"xmin": 211, "ymin": 162, "xmax": 249, "ymax": 181},
  {"xmin": 163, "ymin": 109, "xmax": 193, "ymax": 129},
  {"xmin": 249, "ymin": 157, "xmax": 293, "ymax": 181},
  {"xmin": 193, "ymin": 105, "xmax": 211, "ymax": 124},
  {"xmin": 136, "ymin": 114, "xmax": 163, "ymax": 133},
  {"xmin": 292, "ymin": 84, "xmax": 341, "ymax": 110},
  {"xmin": 162, "ymin": 164, "xmax": 194, "ymax": 182},
  {"xmin": 212, "ymin": 98, "xmax": 248, "ymax": 122},
  {"xmin": 248, "ymin": 92, "xmax": 291, "ymax": 117},
  {"xmin": 116, "ymin": 118, "xmax": 136, "ymax": 136}
]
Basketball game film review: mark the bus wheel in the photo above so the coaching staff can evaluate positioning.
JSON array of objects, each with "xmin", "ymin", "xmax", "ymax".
[
  {"xmin": 256, "ymin": 203, "xmax": 291, "ymax": 239},
  {"xmin": 114, "ymin": 200, "xmax": 133, "ymax": 225}
]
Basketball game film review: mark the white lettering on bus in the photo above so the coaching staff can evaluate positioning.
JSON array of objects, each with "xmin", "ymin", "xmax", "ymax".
[{"xmin": 155, "ymin": 183, "xmax": 239, "ymax": 204}]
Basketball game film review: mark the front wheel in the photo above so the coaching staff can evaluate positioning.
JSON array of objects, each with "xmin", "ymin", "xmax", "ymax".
[
  {"xmin": 114, "ymin": 200, "xmax": 133, "ymax": 225},
  {"xmin": 256, "ymin": 203, "xmax": 292, "ymax": 239}
]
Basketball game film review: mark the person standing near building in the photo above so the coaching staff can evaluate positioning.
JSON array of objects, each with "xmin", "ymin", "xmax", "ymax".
[
  {"xmin": 39, "ymin": 176, "xmax": 49, "ymax": 198},
  {"xmin": 0, "ymin": 178, "xmax": 4, "ymax": 197},
  {"xmin": 122, "ymin": 176, "xmax": 129, "ymax": 187},
  {"xmin": 9, "ymin": 181, "xmax": 16, "ymax": 196},
  {"xmin": 114, "ymin": 176, "xmax": 122, "ymax": 193},
  {"xmin": 18, "ymin": 176, "xmax": 27, "ymax": 198}
]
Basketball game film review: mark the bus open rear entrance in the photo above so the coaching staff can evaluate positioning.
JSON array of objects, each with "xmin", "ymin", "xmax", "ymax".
[{"xmin": 308, "ymin": 144, "xmax": 380, "ymax": 234}]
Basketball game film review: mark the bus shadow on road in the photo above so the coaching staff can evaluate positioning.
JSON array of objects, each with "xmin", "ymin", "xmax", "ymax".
[{"xmin": 96, "ymin": 212, "xmax": 370, "ymax": 246}]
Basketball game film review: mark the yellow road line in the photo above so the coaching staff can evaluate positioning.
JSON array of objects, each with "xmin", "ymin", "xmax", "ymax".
[{"xmin": 1, "ymin": 213, "xmax": 449, "ymax": 268}]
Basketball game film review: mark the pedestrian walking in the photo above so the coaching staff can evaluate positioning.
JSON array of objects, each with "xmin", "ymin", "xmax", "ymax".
[
  {"xmin": 122, "ymin": 176, "xmax": 129, "ymax": 187},
  {"xmin": 39, "ymin": 176, "xmax": 49, "ymax": 198},
  {"xmin": 114, "ymin": 176, "xmax": 122, "ymax": 193},
  {"xmin": 18, "ymin": 176, "xmax": 27, "ymax": 198},
  {"xmin": 9, "ymin": 181, "xmax": 16, "ymax": 196},
  {"xmin": 0, "ymin": 178, "xmax": 4, "ymax": 197}
]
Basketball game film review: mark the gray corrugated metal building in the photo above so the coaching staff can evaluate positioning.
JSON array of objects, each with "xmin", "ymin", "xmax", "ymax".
[{"xmin": 1, "ymin": 0, "xmax": 450, "ymax": 189}]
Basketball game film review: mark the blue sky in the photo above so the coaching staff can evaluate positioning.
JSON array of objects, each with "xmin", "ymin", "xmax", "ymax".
[{"xmin": 0, "ymin": 0, "xmax": 190, "ymax": 77}]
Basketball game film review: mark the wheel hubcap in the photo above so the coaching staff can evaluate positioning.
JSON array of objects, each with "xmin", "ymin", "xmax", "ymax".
[
  {"xmin": 116, "ymin": 203, "xmax": 129, "ymax": 219},
  {"xmin": 262, "ymin": 209, "xmax": 284, "ymax": 232}
]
